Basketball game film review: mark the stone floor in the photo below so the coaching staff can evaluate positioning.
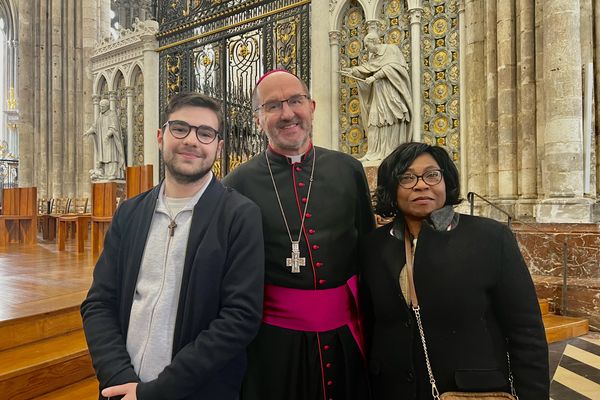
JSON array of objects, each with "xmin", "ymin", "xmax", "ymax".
[{"xmin": 550, "ymin": 332, "xmax": 600, "ymax": 399}]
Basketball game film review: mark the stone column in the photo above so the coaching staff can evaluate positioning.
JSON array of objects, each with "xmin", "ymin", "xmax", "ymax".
[
  {"xmin": 141, "ymin": 29, "xmax": 159, "ymax": 184},
  {"xmin": 310, "ymin": 0, "xmax": 331, "ymax": 149},
  {"xmin": 516, "ymin": 0, "xmax": 537, "ymax": 218},
  {"xmin": 328, "ymin": 30, "xmax": 341, "ymax": 151},
  {"xmin": 580, "ymin": 0, "xmax": 595, "ymax": 197},
  {"xmin": 16, "ymin": 1, "xmax": 34, "ymax": 187},
  {"xmin": 595, "ymin": 0, "xmax": 600, "ymax": 196},
  {"xmin": 496, "ymin": 0, "xmax": 517, "ymax": 208},
  {"xmin": 484, "ymin": 0, "xmax": 498, "ymax": 200},
  {"xmin": 407, "ymin": 0, "xmax": 423, "ymax": 142},
  {"xmin": 537, "ymin": 0, "xmax": 596, "ymax": 222},
  {"xmin": 37, "ymin": 0, "xmax": 49, "ymax": 197},
  {"xmin": 534, "ymin": 0, "xmax": 544, "ymax": 198},
  {"xmin": 126, "ymin": 87, "xmax": 135, "ymax": 166},
  {"xmin": 464, "ymin": 0, "xmax": 486, "ymax": 196},
  {"xmin": 64, "ymin": 0, "xmax": 76, "ymax": 197},
  {"xmin": 50, "ymin": 0, "xmax": 64, "ymax": 197},
  {"xmin": 108, "ymin": 90, "xmax": 118, "ymax": 111},
  {"xmin": 82, "ymin": 3, "xmax": 101, "ymax": 196}
]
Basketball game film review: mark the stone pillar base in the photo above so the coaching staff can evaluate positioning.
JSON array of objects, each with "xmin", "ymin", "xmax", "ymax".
[
  {"xmin": 536, "ymin": 197, "xmax": 600, "ymax": 223},
  {"xmin": 516, "ymin": 197, "xmax": 537, "ymax": 221}
]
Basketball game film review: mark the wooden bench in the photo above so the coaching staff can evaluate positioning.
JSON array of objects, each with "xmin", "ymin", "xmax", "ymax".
[
  {"xmin": 0, "ymin": 187, "xmax": 37, "ymax": 247},
  {"xmin": 91, "ymin": 183, "xmax": 118, "ymax": 258}
]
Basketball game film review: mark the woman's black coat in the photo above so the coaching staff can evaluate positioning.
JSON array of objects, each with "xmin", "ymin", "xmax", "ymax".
[{"xmin": 360, "ymin": 213, "xmax": 549, "ymax": 400}]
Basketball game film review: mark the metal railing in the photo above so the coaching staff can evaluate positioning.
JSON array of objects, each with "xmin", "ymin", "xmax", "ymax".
[{"xmin": 466, "ymin": 191, "xmax": 570, "ymax": 315}]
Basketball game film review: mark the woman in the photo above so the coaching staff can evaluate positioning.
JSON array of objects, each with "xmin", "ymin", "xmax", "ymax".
[{"xmin": 360, "ymin": 142, "xmax": 549, "ymax": 399}]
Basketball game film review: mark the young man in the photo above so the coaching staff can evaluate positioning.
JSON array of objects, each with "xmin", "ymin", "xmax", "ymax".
[
  {"xmin": 81, "ymin": 93, "xmax": 264, "ymax": 400},
  {"xmin": 222, "ymin": 70, "xmax": 375, "ymax": 400}
]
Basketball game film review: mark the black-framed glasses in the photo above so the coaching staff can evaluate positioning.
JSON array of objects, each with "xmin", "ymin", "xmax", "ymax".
[
  {"xmin": 254, "ymin": 94, "xmax": 310, "ymax": 113},
  {"xmin": 163, "ymin": 120, "xmax": 220, "ymax": 144},
  {"xmin": 398, "ymin": 169, "xmax": 444, "ymax": 189}
]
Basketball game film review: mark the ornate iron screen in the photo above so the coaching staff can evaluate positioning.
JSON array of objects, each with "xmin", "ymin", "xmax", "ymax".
[{"xmin": 157, "ymin": 0, "xmax": 311, "ymax": 177}]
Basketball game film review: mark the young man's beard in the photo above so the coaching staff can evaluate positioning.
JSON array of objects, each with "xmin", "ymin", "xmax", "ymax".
[{"xmin": 161, "ymin": 148, "xmax": 218, "ymax": 185}]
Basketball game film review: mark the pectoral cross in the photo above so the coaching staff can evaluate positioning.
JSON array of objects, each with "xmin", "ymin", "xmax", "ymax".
[
  {"xmin": 286, "ymin": 241, "xmax": 305, "ymax": 273},
  {"xmin": 168, "ymin": 220, "xmax": 177, "ymax": 237}
]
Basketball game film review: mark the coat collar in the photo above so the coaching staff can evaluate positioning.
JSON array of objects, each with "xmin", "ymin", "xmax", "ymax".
[{"xmin": 390, "ymin": 205, "xmax": 459, "ymax": 240}]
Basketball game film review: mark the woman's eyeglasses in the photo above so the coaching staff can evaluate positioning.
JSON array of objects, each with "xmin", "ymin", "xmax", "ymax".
[{"xmin": 398, "ymin": 169, "xmax": 444, "ymax": 189}]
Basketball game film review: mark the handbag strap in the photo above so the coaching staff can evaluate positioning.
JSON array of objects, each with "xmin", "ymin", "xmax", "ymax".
[
  {"xmin": 404, "ymin": 230, "xmax": 518, "ymax": 400},
  {"xmin": 405, "ymin": 231, "xmax": 441, "ymax": 400}
]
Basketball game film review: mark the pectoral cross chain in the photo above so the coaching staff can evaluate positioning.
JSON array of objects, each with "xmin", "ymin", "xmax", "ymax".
[
  {"xmin": 286, "ymin": 241, "xmax": 306, "ymax": 273},
  {"xmin": 168, "ymin": 220, "xmax": 177, "ymax": 237}
]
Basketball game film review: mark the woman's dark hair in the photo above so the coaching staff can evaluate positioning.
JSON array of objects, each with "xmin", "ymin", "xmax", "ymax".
[{"xmin": 374, "ymin": 142, "xmax": 461, "ymax": 218}]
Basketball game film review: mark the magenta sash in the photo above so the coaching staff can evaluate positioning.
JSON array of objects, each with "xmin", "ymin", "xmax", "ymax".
[{"xmin": 262, "ymin": 275, "xmax": 365, "ymax": 357}]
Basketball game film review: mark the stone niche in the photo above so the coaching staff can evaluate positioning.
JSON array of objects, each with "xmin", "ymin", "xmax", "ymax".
[{"xmin": 513, "ymin": 223, "xmax": 600, "ymax": 331}]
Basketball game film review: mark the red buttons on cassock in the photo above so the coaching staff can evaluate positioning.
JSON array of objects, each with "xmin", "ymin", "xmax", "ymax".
[
  {"xmin": 327, "ymin": 381, "xmax": 333, "ymax": 386},
  {"xmin": 305, "ymin": 213, "xmax": 312, "ymax": 218},
  {"xmin": 308, "ymin": 229, "xmax": 315, "ymax": 234},
  {"xmin": 298, "ymin": 182, "xmax": 305, "ymax": 187},
  {"xmin": 295, "ymin": 166, "xmax": 302, "ymax": 171},
  {"xmin": 316, "ymin": 262, "xmax": 324, "ymax": 267},
  {"xmin": 312, "ymin": 244, "xmax": 319, "ymax": 250},
  {"xmin": 319, "ymin": 279, "xmax": 327, "ymax": 285},
  {"xmin": 323, "ymin": 345, "xmax": 330, "ymax": 350},
  {"xmin": 302, "ymin": 197, "xmax": 307, "ymax": 203},
  {"xmin": 326, "ymin": 363, "xmax": 332, "ymax": 368}
]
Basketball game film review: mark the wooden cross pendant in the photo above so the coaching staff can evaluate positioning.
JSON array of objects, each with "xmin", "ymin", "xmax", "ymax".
[
  {"xmin": 168, "ymin": 220, "xmax": 177, "ymax": 237},
  {"xmin": 286, "ymin": 241, "xmax": 306, "ymax": 273}
]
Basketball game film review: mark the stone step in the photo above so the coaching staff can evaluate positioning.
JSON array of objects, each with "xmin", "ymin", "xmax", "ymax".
[
  {"xmin": 33, "ymin": 377, "xmax": 98, "ymax": 400},
  {"xmin": 543, "ymin": 313, "xmax": 589, "ymax": 344},
  {"xmin": 0, "ymin": 329, "xmax": 94, "ymax": 400}
]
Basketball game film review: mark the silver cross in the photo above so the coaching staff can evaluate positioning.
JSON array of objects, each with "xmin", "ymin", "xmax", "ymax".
[{"xmin": 286, "ymin": 241, "xmax": 306, "ymax": 273}]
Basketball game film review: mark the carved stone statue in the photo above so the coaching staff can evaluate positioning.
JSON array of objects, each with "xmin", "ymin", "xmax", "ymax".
[
  {"xmin": 343, "ymin": 31, "xmax": 413, "ymax": 161},
  {"xmin": 84, "ymin": 99, "xmax": 125, "ymax": 180}
]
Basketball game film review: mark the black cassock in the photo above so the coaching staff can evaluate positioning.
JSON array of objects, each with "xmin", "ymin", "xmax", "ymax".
[{"xmin": 223, "ymin": 144, "xmax": 375, "ymax": 400}]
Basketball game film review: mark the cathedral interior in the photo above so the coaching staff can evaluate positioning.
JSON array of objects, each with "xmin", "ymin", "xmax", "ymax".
[{"xmin": 0, "ymin": 0, "xmax": 599, "ymax": 398}]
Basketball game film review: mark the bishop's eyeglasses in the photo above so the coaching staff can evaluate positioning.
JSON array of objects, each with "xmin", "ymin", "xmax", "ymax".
[
  {"xmin": 398, "ymin": 169, "xmax": 444, "ymax": 189},
  {"xmin": 163, "ymin": 120, "xmax": 220, "ymax": 144},
  {"xmin": 254, "ymin": 94, "xmax": 310, "ymax": 113}
]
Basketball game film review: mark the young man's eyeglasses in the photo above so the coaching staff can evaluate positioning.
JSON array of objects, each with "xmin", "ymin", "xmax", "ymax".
[
  {"xmin": 163, "ymin": 120, "xmax": 220, "ymax": 144},
  {"xmin": 398, "ymin": 169, "xmax": 444, "ymax": 189},
  {"xmin": 254, "ymin": 94, "xmax": 310, "ymax": 113}
]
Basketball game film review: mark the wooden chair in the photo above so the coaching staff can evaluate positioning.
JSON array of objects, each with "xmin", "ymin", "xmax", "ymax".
[
  {"xmin": 91, "ymin": 183, "xmax": 118, "ymax": 258},
  {"xmin": 126, "ymin": 165, "xmax": 154, "ymax": 198},
  {"xmin": 37, "ymin": 197, "xmax": 52, "ymax": 238},
  {"xmin": 0, "ymin": 187, "xmax": 37, "ymax": 247},
  {"xmin": 57, "ymin": 197, "xmax": 91, "ymax": 253},
  {"xmin": 45, "ymin": 198, "xmax": 70, "ymax": 241}
]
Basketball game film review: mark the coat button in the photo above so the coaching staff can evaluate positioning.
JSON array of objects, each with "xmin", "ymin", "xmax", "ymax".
[
  {"xmin": 316, "ymin": 262, "xmax": 324, "ymax": 267},
  {"xmin": 295, "ymin": 166, "xmax": 302, "ymax": 171},
  {"xmin": 319, "ymin": 279, "xmax": 327, "ymax": 285},
  {"xmin": 327, "ymin": 380, "xmax": 333, "ymax": 386},
  {"xmin": 308, "ymin": 229, "xmax": 315, "ymax": 234},
  {"xmin": 301, "ymin": 197, "xmax": 307, "ymax": 203},
  {"xmin": 312, "ymin": 244, "xmax": 319, "ymax": 250},
  {"xmin": 406, "ymin": 371, "xmax": 414, "ymax": 382},
  {"xmin": 326, "ymin": 362, "xmax": 332, "ymax": 368},
  {"xmin": 298, "ymin": 182, "xmax": 305, "ymax": 187},
  {"xmin": 305, "ymin": 213, "xmax": 312, "ymax": 218},
  {"xmin": 323, "ymin": 345, "xmax": 330, "ymax": 350}
]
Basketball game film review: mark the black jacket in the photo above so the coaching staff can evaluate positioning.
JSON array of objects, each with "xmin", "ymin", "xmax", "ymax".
[
  {"xmin": 360, "ymin": 213, "xmax": 549, "ymax": 400},
  {"xmin": 81, "ymin": 177, "xmax": 264, "ymax": 400}
]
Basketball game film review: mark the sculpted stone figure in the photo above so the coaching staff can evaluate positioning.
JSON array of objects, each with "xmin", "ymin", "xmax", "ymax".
[
  {"xmin": 344, "ymin": 31, "xmax": 413, "ymax": 161},
  {"xmin": 84, "ymin": 99, "xmax": 125, "ymax": 180}
]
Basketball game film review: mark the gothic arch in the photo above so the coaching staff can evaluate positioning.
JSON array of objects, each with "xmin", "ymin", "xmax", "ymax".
[
  {"xmin": 331, "ymin": 0, "xmax": 370, "ymax": 32},
  {"xmin": 125, "ymin": 61, "xmax": 144, "ymax": 86},
  {"xmin": 95, "ymin": 74, "xmax": 109, "ymax": 98}
]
